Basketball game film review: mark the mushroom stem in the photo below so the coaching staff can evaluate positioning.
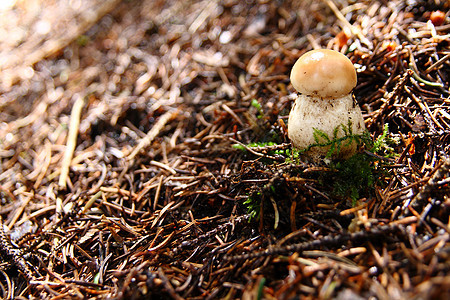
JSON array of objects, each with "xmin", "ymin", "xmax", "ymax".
[{"xmin": 288, "ymin": 94, "xmax": 365, "ymax": 161}]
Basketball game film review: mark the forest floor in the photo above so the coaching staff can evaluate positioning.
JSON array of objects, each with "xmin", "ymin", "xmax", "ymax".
[{"xmin": 0, "ymin": 0, "xmax": 449, "ymax": 299}]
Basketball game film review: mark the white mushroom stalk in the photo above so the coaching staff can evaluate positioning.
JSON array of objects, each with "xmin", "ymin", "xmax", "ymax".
[{"xmin": 288, "ymin": 49, "xmax": 366, "ymax": 161}]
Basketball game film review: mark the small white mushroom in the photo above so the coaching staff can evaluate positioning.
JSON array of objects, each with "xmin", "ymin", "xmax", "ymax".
[{"xmin": 288, "ymin": 49, "xmax": 366, "ymax": 161}]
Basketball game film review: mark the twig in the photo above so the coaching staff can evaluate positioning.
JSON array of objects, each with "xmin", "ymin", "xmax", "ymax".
[
  {"xmin": 225, "ymin": 222, "xmax": 412, "ymax": 261},
  {"xmin": 408, "ymin": 49, "xmax": 444, "ymax": 88},
  {"xmin": 172, "ymin": 214, "xmax": 250, "ymax": 255},
  {"xmin": 0, "ymin": 217, "xmax": 36, "ymax": 282},
  {"xmin": 367, "ymin": 70, "xmax": 411, "ymax": 129},
  {"xmin": 157, "ymin": 268, "xmax": 184, "ymax": 300},
  {"xmin": 424, "ymin": 54, "xmax": 449, "ymax": 74},
  {"xmin": 269, "ymin": 196, "xmax": 280, "ymax": 230},
  {"xmin": 408, "ymin": 158, "xmax": 450, "ymax": 210},
  {"xmin": 405, "ymin": 85, "xmax": 445, "ymax": 131}
]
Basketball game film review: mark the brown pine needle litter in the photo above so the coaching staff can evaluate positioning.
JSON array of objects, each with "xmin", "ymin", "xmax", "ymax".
[{"xmin": 0, "ymin": 0, "xmax": 449, "ymax": 299}]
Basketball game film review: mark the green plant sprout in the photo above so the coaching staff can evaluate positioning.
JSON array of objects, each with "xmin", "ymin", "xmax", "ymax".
[
  {"xmin": 243, "ymin": 188, "xmax": 280, "ymax": 228},
  {"xmin": 370, "ymin": 123, "xmax": 398, "ymax": 156},
  {"xmin": 243, "ymin": 192, "xmax": 262, "ymax": 221},
  {"xmin": 296, "ymin": 120, "xmax": 372, "ymax": 159},
  {"xmin": 232, "ymin": 141, "xmax": 277, "ymax": 151},
  {"xmin": 251, "ymin": 99, "xmax": 264, "ymax": 119}
]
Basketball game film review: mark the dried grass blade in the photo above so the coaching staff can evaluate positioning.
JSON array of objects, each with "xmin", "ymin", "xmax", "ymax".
[{"xmin": 58, "ymin": 96, "xmax": 86, "ymax": 188}]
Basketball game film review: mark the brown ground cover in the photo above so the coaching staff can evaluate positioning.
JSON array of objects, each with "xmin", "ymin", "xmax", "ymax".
[{"xmin": 0, "ymin": 0, "xmax": 449, "ymax": 299}]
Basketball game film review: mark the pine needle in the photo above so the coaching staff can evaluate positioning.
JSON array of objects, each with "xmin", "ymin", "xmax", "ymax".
[{"xmin": 127, "ymin": 109, "xmax": 178, "ymax": 160}]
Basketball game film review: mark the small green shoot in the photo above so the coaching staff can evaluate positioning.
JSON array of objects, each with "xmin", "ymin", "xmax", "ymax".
[
  {"xmin": 251, "ymin": 99, "xmax": 264, "ymax": 119},
  {"xmin": 243, "ymin": 192, "xmax": 262, "ymax": 221},
  {"xmin": 256, "ymin": 277, "xmax": 266, "ymax": 300},
  {"xmin": 370, "ymin": 124, "xmax": 398, "ymax": 156},
  {"xmin": 233, "ymin": 141, "xmax": 300, "ymax": 163},
  {"xmin": 300, "ymin": 120, "xmax": 372, "ymax": 159},
  {"xmin": 284, "ymin": 147, "xmax": 301, "ymax": 163},
  {"xmin": 232, "ymin": 143, "xmax": 247, "ymax": 151}
]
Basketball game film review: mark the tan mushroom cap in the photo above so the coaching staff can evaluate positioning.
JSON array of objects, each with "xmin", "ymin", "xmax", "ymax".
[{"xmin": 290, "ymin": 49, "xmax": 357, "ymax": 98}]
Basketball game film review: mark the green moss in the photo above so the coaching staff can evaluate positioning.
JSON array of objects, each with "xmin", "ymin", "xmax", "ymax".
[
  {"xmin": 322, "ymin": 124, "xmax": 395, "ymax": 204},
  {"xmin": 243, "ymin": 191, "xmax": 262, "ymax": 221},
  {"xmin": 329, "ymin": 153, "xmax": 377, "ymax": 204},
  {"xmin": 299, "ymin": 120, "xmax": 372, "ymax": 158},
  {"xmin": 238, "ymin": 123, "xmax": 396, "ymax": 210},
  {"xmin": 251, "ymin": 99, "xmax": 264, "ymax": 119},
  {"xmin": 370, "ymin": 124, "xmax": 399, "ymax": 156}
]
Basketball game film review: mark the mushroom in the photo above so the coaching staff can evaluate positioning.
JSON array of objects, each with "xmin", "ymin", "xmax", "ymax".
[{"xmin": 288, "ymin": 49, "xmax": 366, "ymax": 161}]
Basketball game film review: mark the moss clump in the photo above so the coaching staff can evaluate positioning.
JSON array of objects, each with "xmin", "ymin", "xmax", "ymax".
[
  {"xmin": 329, "ymin": 153, "xmax": 377, "ymax": 204},
  {"xmin": 243, "ymin": 191, "xmax": 262, "ymax": 221},
  {"xmin": 237, "ymin": 124, "xmax": 396, "ymax": 210},
  {"xmin": 322, "ymin": 124, "xmax": 396, "ymax": 204}
]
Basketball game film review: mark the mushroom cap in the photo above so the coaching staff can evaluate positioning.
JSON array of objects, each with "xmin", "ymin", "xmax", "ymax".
[{"xmin": 290, "ymin": 49, "xmax": 357, "ymax": 98}]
